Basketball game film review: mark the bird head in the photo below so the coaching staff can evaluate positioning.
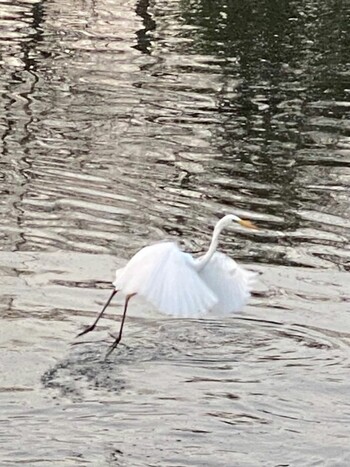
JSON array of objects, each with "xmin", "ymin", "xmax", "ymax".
[{"xmin": 216, "ymin": 214, "xmax": 258, "ymax": 231}]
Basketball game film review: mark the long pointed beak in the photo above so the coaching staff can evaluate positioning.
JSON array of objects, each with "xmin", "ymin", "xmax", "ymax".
[{"xmin": 239, "ymin": 219, "xmax": 258, "ymax": 230}]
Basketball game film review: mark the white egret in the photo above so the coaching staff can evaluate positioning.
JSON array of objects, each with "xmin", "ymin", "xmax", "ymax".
[{"xmin": 77, "ymin": 214, "xmax": 258, "ymax": 355}]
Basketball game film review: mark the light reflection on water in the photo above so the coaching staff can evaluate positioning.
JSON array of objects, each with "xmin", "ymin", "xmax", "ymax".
[{"xmin": 0, "ymin": 0, "xmax": 349, "ymax": 465}]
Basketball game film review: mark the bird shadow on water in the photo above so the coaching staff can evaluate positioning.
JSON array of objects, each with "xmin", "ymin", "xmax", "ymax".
[
  {"xmin": 41, "ymin": 331, "xmax": 174, "ymax": 400},
  {"xmin": 41, "ymin": 341, "xmax": 126, "ymax": 400}
]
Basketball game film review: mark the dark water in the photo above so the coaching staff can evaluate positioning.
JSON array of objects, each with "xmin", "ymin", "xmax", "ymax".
[{"xmin": 1, "ymin": 0, "xmax": 349, "ymax": 465}]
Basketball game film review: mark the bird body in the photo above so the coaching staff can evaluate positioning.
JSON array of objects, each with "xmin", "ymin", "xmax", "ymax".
[
  {"xmin": 113, "ymin": 241, "xmax": 255, "ymax": 317},
  {"xmin": 78, "ymin": 214, "xmax": 258, "ymax": 354},
  {"xmin": 113, "ymin": 242, "xmax": 217, "ymax": 318}
]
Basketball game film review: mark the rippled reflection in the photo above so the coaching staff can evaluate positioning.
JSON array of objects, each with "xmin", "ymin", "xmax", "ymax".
[{"xmin": 0, "ymin": 0, "xmax": 348, "ymax": 270}]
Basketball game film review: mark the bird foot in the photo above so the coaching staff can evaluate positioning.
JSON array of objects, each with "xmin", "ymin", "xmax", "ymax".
[
  {"xmin": 105, "ymin": 340, "xmax": 120, "ymax": 359},
  {"xmin": 76, "ymin": 324, "xmax": 95, "ymax": 338}
]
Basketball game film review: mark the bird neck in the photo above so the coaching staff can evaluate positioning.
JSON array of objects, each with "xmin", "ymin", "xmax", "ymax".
[{"xmin": 195, "ymin": 221, "xmax": 224, "ymax": 271}]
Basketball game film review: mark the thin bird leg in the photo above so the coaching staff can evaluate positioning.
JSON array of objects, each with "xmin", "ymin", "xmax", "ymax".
[
  {"xmin": 77, "ymin": 289, "xmax": 118, "ymax": 337},
  {"xmin": 106, "ymin": 293, "xmax": 136, "ymax": 357}
]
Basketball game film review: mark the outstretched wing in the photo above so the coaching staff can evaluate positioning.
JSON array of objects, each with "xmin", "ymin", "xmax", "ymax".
[
  {"xmin": 114, "ymin": 242, "xmax": 218, "ymax": 317},
  {"xmin": 198, "ymin": 252, "xmax": 256, "ymax": 315}
]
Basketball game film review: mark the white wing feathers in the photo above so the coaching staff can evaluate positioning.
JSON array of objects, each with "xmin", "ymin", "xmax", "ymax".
[
  {"xmin": 113, "ymin": 242, "xmax": 218, "ymax": 317},
  {"xmin": 113, "ymin": 242, "xmax": 255, "ymax": 317},
  {"xmin": 198, "ymin": 252, "xmax": 256, "ymax": 315}
]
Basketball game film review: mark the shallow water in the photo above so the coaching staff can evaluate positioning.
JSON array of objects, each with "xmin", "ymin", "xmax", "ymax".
[{"xmin": 1, "ymin": 0, "xmax": 350, "ymax": 465}]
